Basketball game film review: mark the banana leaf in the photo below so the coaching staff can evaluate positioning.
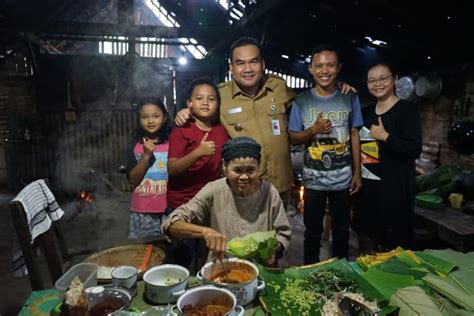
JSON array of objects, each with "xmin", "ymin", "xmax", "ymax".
[
  {"xmin": 423, "ymin": 274, "xmax": 474, "ymax": 311},
  {"xmin": 429, "ymin": 288, "xmax": 474, "ymax": 316},
  {"xmin": 422, "ymin": 249, "xmax": 474, "ymax": 270},
  {"xmin": 363, "ymin": 268, "xmax": 415, "ymax": 300},
  {"xmin": 226, "ymin": 230, "xmax": 278, "ymax": 262},
  {"xmin": 395, "ymin": 250, "xmax": 424, "ymax": 268},
  {"xmin": 449, "ymin": 270, "xmax": 474, "ymax": 296},
  {"xmin": 258, "ymin": 259, "xmax": 384, "ymax": 316},
  {"xmin": 375, "ymin": 258, "xmax": 427, "ymax": 280},
  {"xmin": 421, "ymin": 249, "xmax": 474, "ymax": 295},
  {"xmin": 390, "ymin": 286, "xmax": 442, "ymax": 316},
  {"xmin": 415, "ymin": 252, "xmax": 457, "ymax": 276},
  {"xmin": 356, "ymin": 247, "xmax": 405, "ymax": 271}
]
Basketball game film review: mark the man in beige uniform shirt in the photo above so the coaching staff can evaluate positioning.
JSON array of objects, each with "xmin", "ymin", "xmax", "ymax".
[
  {"xmin": 176, "ymin": 37, "xmax": 295, "ymax": 206},
  {"xmin": 176, "ymin": 37, "xmax": 354, "ymax": 208}
]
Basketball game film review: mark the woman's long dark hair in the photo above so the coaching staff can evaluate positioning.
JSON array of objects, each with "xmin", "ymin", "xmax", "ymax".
[{"xmin": 134, "ymin": 97, "xmax": 171, "ymax": 144}]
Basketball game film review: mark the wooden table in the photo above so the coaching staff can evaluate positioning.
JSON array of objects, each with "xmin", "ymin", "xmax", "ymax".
[{"xmin": 415, "ymin": 205, "xmax": 474, "ymax": 251}]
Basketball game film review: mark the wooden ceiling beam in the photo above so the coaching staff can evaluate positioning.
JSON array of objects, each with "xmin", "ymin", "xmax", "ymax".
[{"xmin": 1, "ymin": 21, "xmax": 221, "ymax": 39}]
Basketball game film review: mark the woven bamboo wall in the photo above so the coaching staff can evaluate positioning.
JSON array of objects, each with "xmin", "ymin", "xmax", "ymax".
[{"xmin": 6, "ymin": 110, "xmax": 137, "ymax": 190}]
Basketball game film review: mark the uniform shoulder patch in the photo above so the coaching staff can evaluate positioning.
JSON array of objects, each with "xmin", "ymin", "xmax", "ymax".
[
  {"xmin": 268, "ymin": 74, "xmax": 285, "ymax": 82},
  {"xmin": 218, "ymin": 81, "xmax": 229, "ymax": 88}
]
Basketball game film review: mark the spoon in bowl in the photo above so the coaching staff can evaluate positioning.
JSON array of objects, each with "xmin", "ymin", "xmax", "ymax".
[{"xmin": 217, "ymin": 258, "xmax": 231, "ymax": 282}]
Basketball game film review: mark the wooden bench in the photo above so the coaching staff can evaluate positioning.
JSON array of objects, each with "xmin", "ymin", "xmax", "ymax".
[{"xmin": 414, "ymin": 205, "xmax": 474, "ymax": 252}]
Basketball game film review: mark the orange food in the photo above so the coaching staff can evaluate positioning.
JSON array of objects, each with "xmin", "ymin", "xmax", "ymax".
[
  {"xmin": 182, "ymin": 303, "xmax": 230, "ymax": 316},
  {"xmin": 211, "ymin": 269, "xmax": 253, "ymax": 284}
]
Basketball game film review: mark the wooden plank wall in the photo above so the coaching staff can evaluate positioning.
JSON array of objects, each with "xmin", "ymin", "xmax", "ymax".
[{"xmin": 6, "ymin": 110, "xmax": 137, "ymax": 190}]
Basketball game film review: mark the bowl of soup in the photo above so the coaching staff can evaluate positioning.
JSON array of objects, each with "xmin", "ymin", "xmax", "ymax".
[
  {"xmin": 196, "ymin": 258, "xmax": 265, "ymax": 306},
  {"xmin": 143, "ymin": 264, "xmax": 189, "ymax": 304}
]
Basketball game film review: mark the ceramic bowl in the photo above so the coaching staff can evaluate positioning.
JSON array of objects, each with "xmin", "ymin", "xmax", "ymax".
[
  {"xmin": 196, "ymin": 258, "xmax": 265, "ymax": 306},
  {"xmin": 174, "ymin": 285, "xmax": 244, "ymax": 316},
  {"xmin": 143, "ymin": 264, "xmax": 189, "ymax": 304},
  {"xmin": 88, "ymin": 287, "xmax": 131, "ymax": 315}
]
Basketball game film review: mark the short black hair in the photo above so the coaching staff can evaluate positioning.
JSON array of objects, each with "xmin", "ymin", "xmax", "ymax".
[
  {"xmin": 366, "ymin": 59, "xmax": 398, "ymax": 77},
  {"xmin": 187, "ymin": 77, "xmax": 221, "ymax": 106},
  {"xmin": 229, "ymin": 36, "xmax": 262, "ymax": 62},
  {"xmin": 310, "ymin": 43, "xmax": 341, "ymax": 64},
  {"xmin": 134, "ymin": 97, "xmax": 170, "ymax": 143}
]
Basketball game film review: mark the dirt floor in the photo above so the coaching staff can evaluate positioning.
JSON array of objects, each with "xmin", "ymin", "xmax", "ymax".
[{"xmin": 0, "ymin": 188, "xmax": 361, "ymax": 316}]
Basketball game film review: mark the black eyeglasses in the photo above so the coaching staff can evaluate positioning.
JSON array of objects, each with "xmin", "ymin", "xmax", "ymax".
[{"xmin": 367, "ymin": 75, "xmax": 393, "ymax": 86}]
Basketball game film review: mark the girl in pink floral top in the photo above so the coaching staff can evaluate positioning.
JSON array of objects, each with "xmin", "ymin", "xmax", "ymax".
[{"xmin": 125, "ymin": 97, "xmax": 171, "ymax": 238}]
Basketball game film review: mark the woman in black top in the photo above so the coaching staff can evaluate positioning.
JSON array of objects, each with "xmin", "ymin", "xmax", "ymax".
[{"xmin": 353, "ymin": 61, "xmax": 422, "ymax": 252}]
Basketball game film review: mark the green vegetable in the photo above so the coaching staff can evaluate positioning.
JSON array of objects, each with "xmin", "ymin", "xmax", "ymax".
[
  {"xmin": 416, "ymin": 165, "xmax": 462, "ymax": 193},
  {"xmin": 307, "ymin": 269, "xmax": 358, "ymax": 299},
  {"xmin": 259, "ymin": 259, "xmax": 383, "ymax": 315},
  {"xmin": 279, "ymin": 278, "xmax": 317, "ymax": 315}
]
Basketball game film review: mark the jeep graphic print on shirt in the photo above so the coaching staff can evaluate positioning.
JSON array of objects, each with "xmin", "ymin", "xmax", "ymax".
[{"xmin": 289, "ymin": 89, "xmax": 363, "ymax": 191}]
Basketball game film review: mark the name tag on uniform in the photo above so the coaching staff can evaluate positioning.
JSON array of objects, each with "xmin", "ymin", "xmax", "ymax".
[
  {"xmin": 271, "ymin": 119, "xmax": 281, "ymax": 135},
  {"xmin": 228, "ymin": 107, "xmax": 242, "ymax": 114}
]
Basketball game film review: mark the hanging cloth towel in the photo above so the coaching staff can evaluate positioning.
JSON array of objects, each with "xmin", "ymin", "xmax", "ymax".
[{"xmin": 11, "ymin": 179, "xmax": 64, "ymax": 277}]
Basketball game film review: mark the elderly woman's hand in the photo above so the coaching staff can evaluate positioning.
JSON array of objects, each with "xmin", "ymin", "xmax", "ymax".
[
  {"xmin": 202, "ymin": 227, "xmax": 227, "ymax": 259},
  {"xmin": 262, "ymin": 242, "xmax": 282, "ymax": 267}
]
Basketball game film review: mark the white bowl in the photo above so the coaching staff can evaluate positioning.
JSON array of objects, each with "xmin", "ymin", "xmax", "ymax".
[
  {"xmin": 197, "ymin": 258, "xmax": 265, "ymax": 306},
  {"xmin": 143, "ymin": 264, "xmax": 189, "ymax": 304}
]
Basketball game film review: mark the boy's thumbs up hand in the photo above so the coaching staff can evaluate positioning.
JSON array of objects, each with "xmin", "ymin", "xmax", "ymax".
[
  {"xmin": 196, "ymin": 132, "xmax": 216, "ymax": 156},
  {"xmin": 310, "ymin": 112, "xmax": 332, "ymax": 135}
]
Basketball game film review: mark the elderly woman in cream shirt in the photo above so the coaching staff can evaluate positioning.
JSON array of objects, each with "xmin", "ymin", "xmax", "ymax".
[{"xmin": 161, "ymin": 136, "xmax": 291, "ymax": 265}]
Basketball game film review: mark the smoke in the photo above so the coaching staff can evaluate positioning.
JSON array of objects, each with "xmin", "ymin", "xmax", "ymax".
[{"xmin": 53, "ymin": 56, "xmax": 174, "ymax": 192}]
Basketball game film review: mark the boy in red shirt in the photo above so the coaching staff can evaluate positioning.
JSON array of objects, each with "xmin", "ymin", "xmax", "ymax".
[
  {"xmin": 167, "ymin": 78, "xmax": 228, "ymax": 267},
  {"xmin": 167, "ymin": 77, "xmax": 229, "ymax": 209}
]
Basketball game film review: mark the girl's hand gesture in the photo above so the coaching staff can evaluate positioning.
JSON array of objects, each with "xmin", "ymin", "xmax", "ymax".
[
  {"xmin": 370, "ymin": 117, "xmax": 389, "ymax": 141},
  {"xmin": 142, "ymin": 137, "xmax": 156, "ymax": 159}
]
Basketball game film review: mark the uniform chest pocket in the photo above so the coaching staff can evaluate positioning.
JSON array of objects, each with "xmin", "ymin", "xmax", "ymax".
[
  {"xmin": 222, "ymin": 111, "xmax": 248, "ymax": 125},
  {"xmin": 265, "ymin": 102, "xmax": 286, "ymax": 117}
]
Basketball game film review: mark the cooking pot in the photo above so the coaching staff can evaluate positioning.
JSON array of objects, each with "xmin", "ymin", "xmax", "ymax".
[
  {"xmin": 396, "ymin": 75, "xmax": 420, "ymax": 102},
  {"xmin": 196, "ymin": 258, "xmax": 265, "ymax": 306},
  {"xmin": 143, "ymin": 264, "xmax": 189, "ymax": 304},
  {"xmin": 173, "ymin": 286, "xmax": 244, "ymax": 316}
]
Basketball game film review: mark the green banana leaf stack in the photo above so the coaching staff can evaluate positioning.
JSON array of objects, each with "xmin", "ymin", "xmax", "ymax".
[{"xmin": 226, "ymin": 230, "xmax": 279, "ymax": 263}]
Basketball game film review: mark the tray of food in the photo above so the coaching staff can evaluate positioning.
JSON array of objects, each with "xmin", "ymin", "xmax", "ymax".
[
  {"xmin": 83, "ymin": 244, "xmax": 165, "ymax": 283},
  {"xmin": 258, "ymin": 258, "xmax": 383, "ymax": 315}
]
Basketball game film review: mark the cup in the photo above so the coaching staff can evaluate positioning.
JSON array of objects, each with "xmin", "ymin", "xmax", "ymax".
[
  {"xmin": 448, "ymin": 193, "xmax": 463, "ymax": 209},
  {"xmin": 111, "ymin": 266, "xmax": 138, "ymax": 290}
]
